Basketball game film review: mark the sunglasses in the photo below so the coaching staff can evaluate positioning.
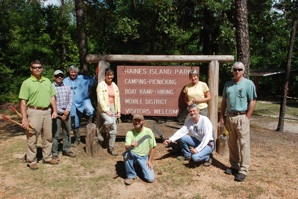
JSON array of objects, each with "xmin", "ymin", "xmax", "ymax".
[
  {"xmin": 233, "ymin": 68, "xmax": 243, "ymax": 72},
  {"xmin": 31, "ymin": 66, "xmax": 42, "ymax": 69},
  {"xmin": 54, "ymin": 74, "xmax": 64, "ymax": 78}
]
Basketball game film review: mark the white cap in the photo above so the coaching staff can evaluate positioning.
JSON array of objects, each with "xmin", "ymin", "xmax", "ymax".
[{"xmin": 54, "ymin": 70, "xmax": 64, "ymax": 76}]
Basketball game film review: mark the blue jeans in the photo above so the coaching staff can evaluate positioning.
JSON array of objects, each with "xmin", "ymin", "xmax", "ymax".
[
  {"xmin": 70, "ymin": 100, "xmax": 95, "ymax": 129},
  {"xmin": 124, "ymin": 151, "xmax": 155, "ymax": 182},
  {"xmin": 178, "ymin": 135, "xmax": 214, "ymax": 162}
]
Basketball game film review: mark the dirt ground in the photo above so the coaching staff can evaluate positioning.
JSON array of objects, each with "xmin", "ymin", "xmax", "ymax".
[{"xmin": 0, "ymin": 108, "xmax": 297, "ymax": 198}]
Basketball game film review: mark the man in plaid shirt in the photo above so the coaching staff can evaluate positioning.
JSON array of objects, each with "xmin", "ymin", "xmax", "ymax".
[{"xmin": 52, "ymin": 70, "xmax": 75, "ymax": 160}]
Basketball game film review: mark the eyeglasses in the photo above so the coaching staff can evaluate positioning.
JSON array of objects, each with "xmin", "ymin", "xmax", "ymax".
[
  {"xmin": 54, "ymin": 74, "xmax": 64, "ymax": 78},
  {"xmin": 31, "ymin": 66, "xmax": 42, "ymax": 70},
  {"xmin": 233, "ymin": 68, "xmax": 243, "ymax": 72}
]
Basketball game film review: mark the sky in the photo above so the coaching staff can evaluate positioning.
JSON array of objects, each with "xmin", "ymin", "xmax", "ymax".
[{"xmin": 44, "ymin": 0, "xmax": 60, "ymax": 6}]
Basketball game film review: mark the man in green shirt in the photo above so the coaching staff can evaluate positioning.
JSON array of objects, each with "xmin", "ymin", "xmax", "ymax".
[
  {"xmin": 124, "ymin": 114, "xmax": 156, "ymax": 185},
  {"xmin": 19, "ymin": 60, "xmax": 58, "ymax": 170}
]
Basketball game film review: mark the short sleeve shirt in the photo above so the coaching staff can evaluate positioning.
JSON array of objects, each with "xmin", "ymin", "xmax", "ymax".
[
  {"xmin": 184, "ymin": 81, "xmax": 209, "ymax": 109},
  {"xmin": 125, "ymin": 127, "xmax": 157, "ymax": 156},
  {"xmin": 222, "ymin": 78, "xmax": 257, "ymax": 112},
  {"xmin": 19, "ymin": 75, "xmax": 56, "ymax": 108}
]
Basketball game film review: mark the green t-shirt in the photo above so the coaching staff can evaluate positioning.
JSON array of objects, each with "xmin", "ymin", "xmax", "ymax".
[
  {"xmin": 125, "ymin": 127, "xmax": 157, "ymax": 156},
  {"xmin": 19, "ymin": 75, "xmax": 56, "ymax": 108},
  {"xmin": 222, "ymin": 78, "xmax": 257, "ymax": 112}
]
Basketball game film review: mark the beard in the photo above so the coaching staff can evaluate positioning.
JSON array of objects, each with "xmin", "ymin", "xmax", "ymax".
[{"xmin": 134, "ymin": 123, "xmax": 144, "ymax": 132}]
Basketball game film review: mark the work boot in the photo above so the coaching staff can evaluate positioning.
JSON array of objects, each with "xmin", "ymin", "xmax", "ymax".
[{"xmin": 108, "ymin": 147, "xmax": 118, "ymax": 156}]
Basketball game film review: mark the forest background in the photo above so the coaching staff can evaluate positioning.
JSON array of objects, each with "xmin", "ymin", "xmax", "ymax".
[{"xmin": 0, "ymin": 0, "xmax": 297, "ymax": 104}]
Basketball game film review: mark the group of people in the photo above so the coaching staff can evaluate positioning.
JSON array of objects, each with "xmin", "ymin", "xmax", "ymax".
[
  {"xmin": 19, "ymin": 60, "xmax": 256, "ymax": 185},
  {"xmin": 19, "ymin": 60, "xmax": 116, "ymax": 170}
]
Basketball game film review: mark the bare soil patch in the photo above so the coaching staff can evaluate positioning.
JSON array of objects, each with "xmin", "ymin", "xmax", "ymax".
[{"xmin": 0, "ymin": 109, "xmax": 297, "ymax": 199}]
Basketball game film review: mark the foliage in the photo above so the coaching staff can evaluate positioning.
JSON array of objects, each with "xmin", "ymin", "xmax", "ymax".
[
  {"xmin": 0, "ymin": 0, "xmax": 78, "ymax": 103},
  {"xmin": 0, "ymin": 0, "xmax": 297, "ymax": 104}
]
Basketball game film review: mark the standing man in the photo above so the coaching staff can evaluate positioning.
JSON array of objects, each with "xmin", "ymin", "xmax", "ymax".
[
  {"xmin": 220, "ymin": 61, "xmax": 257, "ymax": 182},
  {"xmin": 19, "ymin": 60, "xmax": 58, "ymax": 170},
  {"xmin": 124, "ymin": 114, "xmax": 156, "ymax": 185},
  {"xmin": 63, "ymin": 65, "xmax": 97, "ymax": 146},
  {"xmin": 164, "ymin": 104, "xmax": 214, "ymax": 166},
  {"xmin": 52, "ymin": 70, "xmax": 75, "ymax": 160}
]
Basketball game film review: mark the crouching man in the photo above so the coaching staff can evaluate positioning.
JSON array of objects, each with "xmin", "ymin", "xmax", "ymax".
[
  {"xmin": 123, "ymin": 114, "xmax": 156, "ymax": 185},
  {"xmin": 164, "ymin": 104, "xmax": 214, "ymax": 166}
]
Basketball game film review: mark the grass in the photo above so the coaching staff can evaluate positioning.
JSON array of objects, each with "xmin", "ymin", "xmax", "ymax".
[
  {"xmin": 0, "ymin": 100, "xmax": 298, "ymax": 198},
  {"xmin": 218, "ymin": 96, "xmax": 298, "ymax": 118}
]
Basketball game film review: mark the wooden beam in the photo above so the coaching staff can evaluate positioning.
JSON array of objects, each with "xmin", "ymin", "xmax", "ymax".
[
  {"xmin": 208, "ymin": 61, "xmax": 219, "ymax": 141},
  {"xmin": 86, "ymin": 54, "xmax": 234, "ymax": 63}
]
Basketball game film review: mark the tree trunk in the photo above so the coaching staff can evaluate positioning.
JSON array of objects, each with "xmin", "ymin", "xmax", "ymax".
[
  {"xmin": 276, "ymin": 18, "xmax": 298, "ymax": 132},
  {"xmin": 75, "ymin": 0, "xmax": 88, "ymax": 74},
  {"xmin": 61, "ymin": 0, "xmax": 67, "ymax": 64},
  {"xmin": 235, "ymin": 0, "xmax": 250, "ymax": 77}
]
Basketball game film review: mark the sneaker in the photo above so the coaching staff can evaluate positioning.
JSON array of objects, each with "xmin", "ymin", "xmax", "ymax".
[
  {"xmin": 203, "ymin": 154, "xmax": 212, "ymax": 167},
  {"xmin": 235, "ymin": 173, "xmax": 246, "ymax": 182},
  {"xmin": 27, "ymin": 163, "xmax": 38, "ymax": 170},
  {"xmin": 124, "ymin": 178, "xmax": 135, "ymax": 185},
  {"xmin": 177, "ymin": 156, "xmax": 191, "ymax": 161},
  {"xmin": 52, "ymin": 155, "xmax": 60, "ymax": 161},
  {"xmin": 43, "ymin": 159, "xmax": 59, "ymax": 165},
  {"xmin": 225, "ymin": 167, "xmax": 238, "ymax": 175},
  {"xmin": 63, "ymin": 151, "xmax": 76, "ymax": 158},
  {"xmin": 108, "ymin": 148, "xmax": 118, "ymax": 156}
]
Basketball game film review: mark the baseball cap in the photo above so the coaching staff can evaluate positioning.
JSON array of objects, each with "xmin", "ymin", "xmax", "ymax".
[
  {"xmin": 54, "ymin": 70, "xmax": 64, "ymax": 76},
  {"xmin": 132, "ymin": 114, "xmax": 144, "ymax": 121}
]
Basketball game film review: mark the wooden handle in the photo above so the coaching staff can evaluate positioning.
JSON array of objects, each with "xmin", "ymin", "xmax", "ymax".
[
  {"xmin": 2, "ymin": 115, "xmax": 23, "ymax": 127},
  {"xmin": 10, "ymin": 106, "xmax": 36, "ymax": 131},
  {"xmin": 10, "ymin": 106, "xmax": 22, "ymax": 118}
]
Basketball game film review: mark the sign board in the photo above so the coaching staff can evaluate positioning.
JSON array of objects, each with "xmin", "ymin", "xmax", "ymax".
[{"xmin": 117, "ymin": 66, "xmax": 200, "ymax": 116}]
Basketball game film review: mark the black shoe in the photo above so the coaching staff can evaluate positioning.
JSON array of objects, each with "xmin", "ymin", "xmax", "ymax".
[
  {"xmin": 235, "ymin": 173, "xmax": 246, "ymax": 182},
  {"xmin": 225, "ymin": 167, "xmax": 238, "ymax": 175}
]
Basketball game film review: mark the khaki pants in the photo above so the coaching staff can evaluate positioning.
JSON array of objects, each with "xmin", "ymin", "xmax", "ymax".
[
  {"xmin": 26, "ymin": 108, "xmax": 53, "ymax": 165},
  {"xmin": 225, "ymin": 114, "xmax": 250, "ymax": 175}
]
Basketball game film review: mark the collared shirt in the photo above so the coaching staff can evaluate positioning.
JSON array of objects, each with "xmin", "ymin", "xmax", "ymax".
[
  {"xmin": 19, "ymin": 75, "xmax": 56, "ymax": 108},
  {"xmin": 63, "ymin": 75, "xmax": 96, "ymax": 112},
  {"xmin": 52, "ymin": 82, "xmax": 72, "ymax": 115},
  {"xmin": 222, "ymin": 78, "xmax": 257, "ymax": 112}
]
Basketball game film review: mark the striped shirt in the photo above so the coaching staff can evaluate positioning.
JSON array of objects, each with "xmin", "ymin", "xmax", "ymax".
[{"xmin": 52, "ymin": 82, "xmax": 72, "ymax": 115}]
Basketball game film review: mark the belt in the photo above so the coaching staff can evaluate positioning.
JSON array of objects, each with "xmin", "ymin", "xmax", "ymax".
[
  {"xmin": 228, "ymin": 111, "xmax": 247, "ymax": 116},
  {"xmin": 28, "ymin": 106, "xmax": 50, "ymax": 111}
]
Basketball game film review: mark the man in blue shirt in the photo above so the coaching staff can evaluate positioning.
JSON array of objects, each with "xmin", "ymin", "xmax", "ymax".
[
  {"xmin": 220, "ymin": 61, "xmax": 257, "ymax": 182},
  {"xmin": 63, "ymin": 65, "xmax": 97, "ymax": 145}
]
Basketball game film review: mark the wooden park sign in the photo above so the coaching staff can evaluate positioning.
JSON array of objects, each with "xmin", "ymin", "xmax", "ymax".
[{"xmin": 117, "ymin": 66, "xmax": 200, "ymax": 117}]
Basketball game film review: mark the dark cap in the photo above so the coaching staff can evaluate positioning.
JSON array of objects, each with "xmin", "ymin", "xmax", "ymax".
[{"xmin": 132, "ymin": 114, "xmax": 144, "ymax": 121}]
